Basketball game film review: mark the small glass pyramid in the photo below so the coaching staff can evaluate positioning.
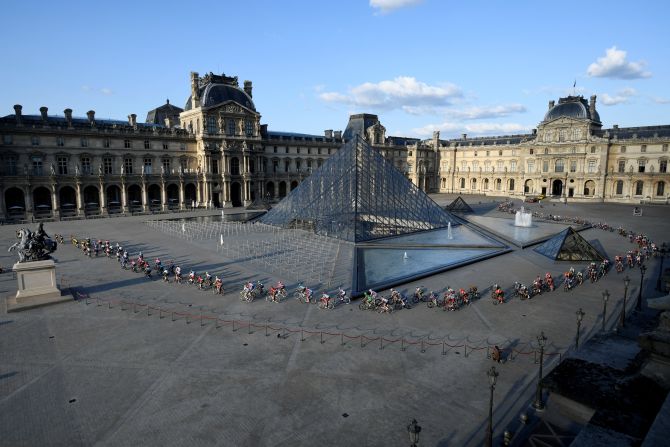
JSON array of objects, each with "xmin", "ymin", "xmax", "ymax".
[{"xmin": 534, "ymin": 227, "xmax": 605, "ymax": 261}]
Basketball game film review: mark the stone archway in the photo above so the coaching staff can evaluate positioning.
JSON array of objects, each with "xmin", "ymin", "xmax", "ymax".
[
  {"xmin": 266, "ymin": 182, "xmax": 275, "ymax": 199},
  {"xmin": 231, "ymin": 182, "xmax": 242, "ymax": 207},
  {"xmin": 127, "ymin": 184, "xmax": 142, "ymax": 211},
  {"xmin": 552, "ymin": 179, "xmax": 563, "ymax": 196},
  {"xmin": 148, "ymin": 184, "xmax": 162, "ymax": 210},
  {"xmin": 524, "ymin": 179, "xmax": 534, "ymax": 194},
  {"xmin": 279, "ymin": 181, "xmax": 287, "ymax": 198},
  {"xmin": 106, "ymin": 185, "xmax": 122, "ymax": 213},
  {"xmin": 167, "ymin": 184, "xmax": 179, "ymax": 209},
  {"xmin": 583, "ymin": 180, "xmax": 595, "ymax": 197},
  {"xmin": 290, "ymin": 180, "xmax": 299, "ymax": 191},
  {"xmin": 59, "ymin": 186, "xmax": 77, "ymax": 216},
  {"xmin": 32, "ymin": 186, "xmax": 52, "ymax": 217},
  {"xmin": 83, "ymin": 185, "xmax": 100, "ymax": 215},
  {"xmin": 5, "ymin": 187, "xmax": 26, "ymax": 218},
  {"xmin": 184, "ymin": 183, "xmax": 196, "ymax": 207}
]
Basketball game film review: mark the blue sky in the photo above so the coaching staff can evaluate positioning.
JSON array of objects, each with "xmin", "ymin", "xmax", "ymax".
[{"xmin": 2, "ymin": 0, "xmax": 668, "ymax": 139}]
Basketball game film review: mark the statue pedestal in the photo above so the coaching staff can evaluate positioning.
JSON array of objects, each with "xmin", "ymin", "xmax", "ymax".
[{"xmin": 7, "ymin": 260, "xmax": 70, "ymax": 312}]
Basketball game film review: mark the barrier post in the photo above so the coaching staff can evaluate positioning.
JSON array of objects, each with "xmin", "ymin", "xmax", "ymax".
[
  {"xmin": 321, "ymin": 332, "xmax": 324, "ymax": 344},
  {"xmin": 186, "ymin": 314, "xmax": 191, "ymax": 324},
  {"xmin": 147, "ymin": 306, "xmax": 151, "ymax": 317},
  {"xmin": 464, "ymin": 345, "xmax": 468, "ymax": 357},
  {"xmin": 248, "ymin": 321, "xmax": 252, "ymax": 334},
  {"xmin": 171, "ymin": 311, "xmax": 175, "ymax": 322},
  {"xmin": 97, "ymin": 297, "xmax": 101, "ymax": 307},
  {"xmin": 401, "ymin": 338, "xmax": 405, "ymax": 352},
  {"xmin": 133, "ymin": 302, "xmax": 137, "ymax": 313},
  {"xmin": 301, "ymin": 329, "xmax": 305, "ymax": 341},
  {"xmin": 341, "ymin": 333, "xmax": 344, "ymax": 346},
  {"xmin": 159, "ymin": 308, "xmax": 164, "ymax": 319},
  {"xmin": 200, "ymin": 315, "xmax": 204, "ymax": 327},
  {"xmin": 121, "ymin": 301, "xmax": 126, "ymax": 311},
  {"xmin": 108, "ymin": 300, "xmax": 112, "ymax": 309},
  {"xmin": 233, "ymin": 320, "xmax": 236, "ymax": 332},
  {"xmin": 215, "ymin": 318, "xmax": 221, "ymax": 329},
  {"xmin": 442, "ymin": 341, "xmax": 446, "ymax": 356},
  {"xmin": 265, "ymin": 324, "xmax": 269, "ymax": 337},
  {"xmin": 379, "ymin": 337, "xmax": 383, "ymax": 350},
  {"xmin": 360, "ymin": 336, "xmax": 364, "ymax": 348},
  {"xmin": 421, "ymin": 340, "xmax": 426, "ymax": 353}
]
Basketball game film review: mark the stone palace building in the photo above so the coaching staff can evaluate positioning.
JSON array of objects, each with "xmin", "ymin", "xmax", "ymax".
[{"xmin": 1, "ymin": 70, "xmax": 668, "ymax": 221}]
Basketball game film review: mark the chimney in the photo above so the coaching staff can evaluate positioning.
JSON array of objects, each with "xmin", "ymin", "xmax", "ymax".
[
  {"xmin": 86, "ymin": 110, "xmax": 96, "ymax": 126},
  {"xmin": 548, "ymin": 100, "xmax": 555, "ymax": 110},
  {"xmin": 589, "ymin": 95, "xmax": 597, "ymax": 117},
  {"xmin": 244, "ymin": 80, "xmax": 253, "ymax": 98},
  {"xmin": 324, "ymin": 129, "xmax": 333, "ymax": 138},
  {"xmin": 190, "ymin": 71, "xmax": 200, "ymax": 108},
  {"xmin": 334, "ymin": 130, "xmax": 342, "ymax": 140},
  {"xmin": 13, "ymin": 104, "xmax": 22, "ymax": 125},
  {"xmin": 613, "ymin": 124, "xmax": 619, "ymax": 129},
  {"xmin": 532, "ymin": 128, "xmax": 537, "ymax": 135},
  {"xmin": 39, "ymin": 106, "xmax": 48, "ymax": 124},
  {"xmin": 461, "ymin": 133, "xmax": 467, "ymax": 140},
  {"xmin": 64, "ymin": 109, "xmax": 73, "ymax": 128},
  {"xmin": 128, "ymin": 114, "xmax": 137, "ymax": 126}
]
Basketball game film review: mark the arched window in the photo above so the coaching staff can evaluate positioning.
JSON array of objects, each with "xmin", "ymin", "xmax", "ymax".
[
  {"xmin": 495, "ymin": 178, "xmax": 502, "ymax": 190},
  {"xmin": 441, "ymin": 178, "xmax": 446, "ymax": 189},
  {"xmin": 460, "ymin": 178, "xmax": 465, "ymax": 189},
  {"xmin": 635, "ymin": 181, "xmax": 644, "ymax": 196},
  {"xmin": 583, "ymin": 180, "xmax": 595, "ymax": 196},
  {"xmin": 509, "ymin": 179, "xmax": 515, "ymax": 191},
  {"xmin": 615, "ymin": 180, "xmax": 624, "ymax": 195},
  {"xmin": 657, "ymin": 182, "xmax": 665, "ymax": 196},
  {"xmin": 483, "ymin": 178, "xmax": 489, "ymax": 190},
  {"xmin": 471, "ymin": 178, "xmax": 477, "ymax": 190}
]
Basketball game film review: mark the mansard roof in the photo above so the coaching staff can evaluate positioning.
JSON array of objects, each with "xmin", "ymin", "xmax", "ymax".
[
  {"xmin": 594, "ymin": 125, "xmax": 670, "ymax": 140},
  {"xmin": 543, "ymin": 95, "xmax": 601, "ymax": 123},
  {"xmin": 145, "ymin": 99, "xmax": 183, "ymax": 125}
]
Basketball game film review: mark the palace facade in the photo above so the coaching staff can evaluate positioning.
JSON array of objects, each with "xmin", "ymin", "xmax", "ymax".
[{"xmin": 1, "ymin": 70, "xmax": 668, "ymax": 221}]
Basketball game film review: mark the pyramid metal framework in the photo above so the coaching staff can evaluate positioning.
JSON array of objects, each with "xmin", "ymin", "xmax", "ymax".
[
  {"xmin": 259, "ymin": 135, "xmax": 455, "ymax": 242},
  {"xmin": 446, "ymin": 196, "xmax": 474, "ymax": 213},
  {"xmin": 534, "ymin": 227, "xmax": 605, "ymax": 261}
]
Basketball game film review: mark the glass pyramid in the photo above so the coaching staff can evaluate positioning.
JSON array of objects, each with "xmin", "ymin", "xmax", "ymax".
[
  {"xmin": 259, "ymin": 135, "xmax": 455, "ymax": 242},
  {"xmin": 534, "ymin": 227, "xmax": 605, "ymax": 261},
  {"xmin": 446, "ymin": 195, "xmax": 474, "ymax": 213}
]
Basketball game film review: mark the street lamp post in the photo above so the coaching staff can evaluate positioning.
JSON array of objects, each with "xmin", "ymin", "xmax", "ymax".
[
  {"xmin": 407, "ymin": 419, "xmax": 421, "ymax": 447},
  {"xmin": 575, "ymin": 308, "xmax": 585, "ymax": 350},
  {"xmin": 656, "ymin": 242, "xmax": 667, "ymax": 292},
  {"xmin": 620, "ymin": 276, "xmax": 631, "ymax": 328},
  {"xmin": 533, "ymin": 331, "xmax": 547, "ymax": 410},
  {"xmin": 486, "ymin": 366, "xmax": 499, "ymax": 447},
  {"xmin": 637, "ymin": 264, "xmax": 647, "ymax": 311},
  {"xmin": 601, "ymin": 290, "xmax": 610, "ymax": 332}
]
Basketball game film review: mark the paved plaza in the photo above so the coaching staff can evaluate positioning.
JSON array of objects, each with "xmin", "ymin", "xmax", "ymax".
[{"xmin": 1, "ymin": 195, "xmax": 668, "ymax": 446}]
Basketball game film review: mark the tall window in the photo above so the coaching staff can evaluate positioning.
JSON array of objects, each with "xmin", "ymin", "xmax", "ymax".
[
  {"xmin": 296, "ymin": 160, "xmax": 301, "ymax": 172},
  {"xmin": 615, "ymin": 180, "xmax": 624, "ymax": 195},
  {"xmin": 162, "ymin": 158, "xmax": 170, "ymax": 173},
  {"xmin": 5, "ymin": 156, "xmax": 17, "ymax": 175},
  {"xmin": 103, "ymin": 157, "xmax": 113, "ymax": 174},
  {"xmin": 124, "ymin": 157, "xmax": 133, "ymax": 174},
  {"xmin": 207, "ymin": 116, "xmax": 216, "ymax": 134},
  {"xmin": 555, "ymin": 159, "xmax": 565, "ymax": 173},
  {"xmin": 179, "ymin": 158, "xmax": 188, "ymax": 172},
  {"xmin": 245, "ymin": 119, "xmax": 253, "ymax": 136},
  {"xmin": 32, "ymin": 156, "xmax": 43, "ymax": 175},
  {"xmin": 620, "ymin": 145, "xmax": 626, "ymax": 153},
  {"xmin": 641, "ymin": 145, "xmax": 647, "ymax": 153},
  {"xmin": 588, "ymin": 160, "xmax": 596, "ymax": 173},
  {"xmin": 31, "ymin": 136, "xmax": 40, "ymax": 146},
  {"xmin": 473, "ymin": 161, "xmax": 479, "ymax": 171},
  {"xmin": 510, "ymin": 160, "xmax": 517, "ymax": 172},
  {"xmin": 3, "ymin": 134, "xmax": 13, "ymax": 145},
  {"xmin": 660, "ymin": 160, "xmax": 667, "ymax": 173},
  {"xmin": 57, "ymin": 136, "xmax": 64, "ymax": 147},
  {"xmin": 103, "ymin": 138, "xmax": 110, "ymax": 148},
  {"xmin": 57, "ymin": 156, "xmax": 68, "ymax": 175},
  {"xmin": 124, "ymin": 139, "xmax": 131, "ymax": 148},
  {"xmin": 657, "ymin": 182, "xmax": 665, "ymax": 196},
  {"xmin": 618, "ymin": 160, "xmax": 626, "ymax": 173},
  {"xmin": 527, "ymin": 161, "xmax": 535, "ymax": 173},
  {"xmin": 529, "ymin": 148, "xmax": 534, "ymax": 155},
  {"xmin": 80, "ymin": 137, "xmax": 88, "ymax": 147},
  {"xmin": 590, "ymin": 146, "xmax": 596, "ymax": 153},
  {"xmin": 227, "ymin": 119, "xmax": 235, "ymax": 136},
  {"xmin": 559, "ymin": 129, "xmax": 566, "ymax": 141},
  {"xmin": 82, "ymin": 157, "xmax": 91, "ymax": 175},
  {"xmin": 635, "ymin": 181, "xmax": 644, "ymax": 195},
  {"xmin": 484, "ymin": 161, "xmax": 491, "ymax": 172},
  {"xmin": 230, "ymin": 158, "xmax": 240, "ymax": 175},
  {"xmin": 284, "ymin": 160, "xmax": 290, "ymax": 172},
  {"xmin": 497, "ymin": 161, "xmax": 504, "ymax": 171},
  {"xmin": 460, "ymin": 178, "xmax": 465, "ymax": 189},
  {"xmin": 570, "ymin": 160, "xmax": 577, "ymax": 172},
  {"xmin": 509, "ymin": 179, "xmax": 515, "ymax": 191},
  {"xmin": 638, "ymin": 159, "xmax": 646, "ymax": 173},
  {"xmin": 163, "ymin": 142, "xmax": 168, "ymax": 150},
  {"xmin": 542, "ymin": 160, "xmax": 549, "ymax": 172},
  {"xmin": 272, "ymin": 160, "xmax": 278, "ymax": 173},
  {"xmin": 143, "ymin": 158, "xmax": 152, "ymax": 174},
  {"xmin": 461, "ymin": 161, "xmax": 467, "ymax": 171},
  {"xmin": 144, "ymin": 140, "xmax": 150, "ymax": 150}
]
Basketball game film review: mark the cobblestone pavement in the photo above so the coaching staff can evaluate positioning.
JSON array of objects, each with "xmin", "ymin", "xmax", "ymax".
[{"xmin": 0, "ymin": 197, "xmax": 668, "ymax": 446}]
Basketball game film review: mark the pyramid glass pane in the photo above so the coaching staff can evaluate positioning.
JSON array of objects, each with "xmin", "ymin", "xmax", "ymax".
[
  {"xmin": 534, "ymin": 227, "xmax": 605, "ymax": 261},
  {"xmin": 260, "ymin": 136, "xmax": 456, "ymax": 242},
  {"xmin": 446, "ymin": 196, "xmax": 474, "ymax": 213}
]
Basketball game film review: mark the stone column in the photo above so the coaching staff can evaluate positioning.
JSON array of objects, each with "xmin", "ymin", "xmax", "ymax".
[
  {"xmin": 178, "ymin": 179, "xmax": 185, "ymax": 210},
  {"xmin": 196, "ymin": 180, "xmax": 201, "ymax": 207},
  {"xmin": 0, "ymin": 185, "xmax": 5, "ymax": 220},
  {"xmin": 141, "ymin": 179, "xmax": 148, "ymax": 212},
  {"xmin": 161, "ymin": 180, "xmax": 168, "ymax": 211},
  {"xmin": 50, "ymin": 184, "xmax": 59, "ymax": 219},
  {"xmin": 223, "ymin": 180, "xmax": 232, "ymax": 208},
  {"xmin": 121, "ymin": 180, "xmax": 128, "ymax": 213},
  {"xmin": 25, "ymin": 185, "xmax": 34, "ymax": 220},
  {"xmin": 99, "ymin": 179, "xmax": 107, "ymax": 215},
  {"xmin": 75, "ymin": 181, "xmax": 84, "ymax": 216}
]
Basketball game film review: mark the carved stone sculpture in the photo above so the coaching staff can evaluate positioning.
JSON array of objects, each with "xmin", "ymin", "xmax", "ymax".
[{"xmin": 8, "ymin": 223, "xmax": 57, "ymax": 263}]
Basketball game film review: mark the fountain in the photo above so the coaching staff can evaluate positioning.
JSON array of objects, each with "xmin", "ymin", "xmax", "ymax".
[
  {"xmin": 403, "ymin": 252, "xmax": 408, "ymax": 261},
  {"xmin": 514, "ymin": 206, "xmax": 533, "ymax": 227},
  {"xmin": 447, "ymin": 222, "xmax": 453, "ymax": 239}
]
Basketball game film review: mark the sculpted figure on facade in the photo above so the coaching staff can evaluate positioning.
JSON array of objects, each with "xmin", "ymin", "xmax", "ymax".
[{"xmin": 8, "ymin": 223, "xmax": 57, "ymax": 263}]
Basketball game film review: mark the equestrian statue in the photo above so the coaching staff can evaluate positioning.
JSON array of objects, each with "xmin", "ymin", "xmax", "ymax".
[{"xmin": 8, "ymin": 223, "xmax": 58, "ymax": 263}]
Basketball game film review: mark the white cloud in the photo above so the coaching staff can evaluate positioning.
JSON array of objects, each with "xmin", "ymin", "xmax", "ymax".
[
  {"xmin": 81, "ymin": 85, "xmax": 91, "ymax": 92},
  {"xmin": 587, "ymin": 46, "xmax": 651, "ymax": 79},
  {"xmin": 319, "ymin": 76, "xmax": 461, "ymax": 112},
  {"xmin": 100, "ymin": 87, "xmax": 113, "ymax": 95},
  {"xmin": 412, "ymin": 121, "xmax": 529, "ymax": 138},
  {"xmin": 370, "ymin": 0, "xmax": 423, "ymax": 14},
  {"xmin": 600, "ymin": 87, "xmax": 637, "ymax": 106},
  {"xmin": 443, "ymin": 104, "xmax": 526, "ymax": 120},
  {"xmin": 652, "ymin": 96, "xmax": 670, "ymax": 104}
]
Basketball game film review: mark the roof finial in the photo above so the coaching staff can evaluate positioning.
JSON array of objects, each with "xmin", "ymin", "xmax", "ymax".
[{"xmin": 166, "ymin": 98, "xmax": 170, "ymax": 104}]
